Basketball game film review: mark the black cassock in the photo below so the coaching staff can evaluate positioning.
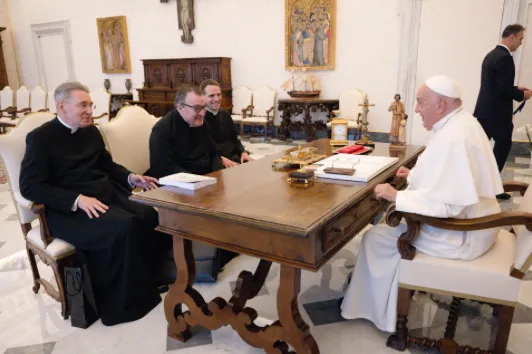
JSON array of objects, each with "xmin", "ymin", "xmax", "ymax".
[
  {"xmin": 204, "ymin": 109, "xmax": 246, "ymax": 163},
  {"xmin": 148, "ymin": 108, "xmax": 223, "ymax": 179},
  {"xmin": 19, "ymin": 118, "xmax": 167, "ymax": 326}
]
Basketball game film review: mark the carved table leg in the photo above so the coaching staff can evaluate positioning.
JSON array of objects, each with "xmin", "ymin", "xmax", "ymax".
[
  {"xmin": 277, "ymin": 265, "xmax": 320, "ymax": 354},
  {"xmin": 440, "ymin": 297, "xmax": 460, "ymax": 354},
  {"xmin": 303, "ymin": 106, "xmax": 316, "ymax": 142},
  {"xmin": 279, "ymin": 107, "xmax": 292, "ymax": 141},
  {"xmin": 164, "ymin": 236, "xmax": 195, "ymax": 342}
]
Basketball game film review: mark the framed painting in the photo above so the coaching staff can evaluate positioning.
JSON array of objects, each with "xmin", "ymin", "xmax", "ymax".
[
  {"xmin": 96, "ymin": 16, "xmax": 132, "ymax": 73},
  {"xmin": 285, "ymin": 0, "xmax": 336, "ymax": 71}
]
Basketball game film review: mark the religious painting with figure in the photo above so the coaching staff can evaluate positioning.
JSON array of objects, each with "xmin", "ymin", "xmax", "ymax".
[
  {"xmin": 96, "ymin": 16, "xmax": 132, "ymax": 73},
  {"xmin": 285, "ymin": 0, "xmax": 336, "ymax": 71}
]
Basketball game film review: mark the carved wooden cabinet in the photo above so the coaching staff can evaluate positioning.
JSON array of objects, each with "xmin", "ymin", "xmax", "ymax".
[
  {"xmin": 137, "ymin": 57, "xmax": 232, "ymax": 117},
  {"xmin": 0, "ymin": 28, "xmax": 9, "ymax": 89}
]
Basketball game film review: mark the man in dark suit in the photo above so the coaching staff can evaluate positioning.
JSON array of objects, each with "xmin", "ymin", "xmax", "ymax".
[
  {"xmin": 200, "ymin": 79, "xmax": 253, "ymax": 168},
  {"xmin": 149, "ymin": 85, "xmax": 223, "ymax": 179},
  {"xmin": 474, "ymin": 24, "xmax": 532, "ymax": 199},
  {"xmin": 20, "ymin": 81, "xmax": 168, "ymax": 326}
]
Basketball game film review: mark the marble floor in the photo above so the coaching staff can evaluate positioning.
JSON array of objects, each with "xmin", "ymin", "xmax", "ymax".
[{"xmin": 1, "ymin": 141, "xmax": 532, "ymax": 354}]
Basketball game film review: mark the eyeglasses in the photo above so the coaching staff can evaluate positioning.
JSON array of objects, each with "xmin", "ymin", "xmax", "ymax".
[
  {"xmin": 181, "ymin": 103, "xmax": 206, "ymax": 113},
  {"xmin": 65, "ymin": 102, "xmax": 95, "ymax": 110}
]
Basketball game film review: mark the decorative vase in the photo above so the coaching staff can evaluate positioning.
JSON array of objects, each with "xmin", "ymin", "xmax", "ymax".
[
  {"xmin": 103, "ymin": 79, "xmax": 111, "ymax": 93},
  {"xmin": 125, "ymin": 79, "xmax": 132, "ymax": 94}
]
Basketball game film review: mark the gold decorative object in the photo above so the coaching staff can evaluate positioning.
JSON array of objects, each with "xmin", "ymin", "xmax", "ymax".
[
  {"xmin": 272, "ymin": 145, "xmax": 326, "ymax": 169},
  {"xmin": 330, "ymin": 118, "xmax": 348, "ymax": 146},
  {"xmin": 285, "ymin": 0, "xmax": 336, "ymax": 71},
  {"xmin": 356, "ymin": 98, "xmax": 375, "ymax": 147}
]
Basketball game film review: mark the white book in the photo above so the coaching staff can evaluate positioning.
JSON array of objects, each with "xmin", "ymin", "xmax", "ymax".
[
  {"xmin": 314, "ymin": 154, "xmax": 399, "ymax": 183},
  {"xmin": 159, "ymin": 172, "xmax": 217, "ymax": 190}
]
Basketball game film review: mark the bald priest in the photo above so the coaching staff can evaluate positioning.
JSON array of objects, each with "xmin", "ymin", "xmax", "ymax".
[{"xmin": 340, "ymin": 75, "xmax": 503, "ymax": 333}]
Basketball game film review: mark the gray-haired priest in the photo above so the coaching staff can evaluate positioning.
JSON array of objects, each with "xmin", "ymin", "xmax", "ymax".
[
  {"xmin": 19, "ymin": 81, "xmax": 169, "ymax": 326},
  {"xmin": 340, "ymin": 76, "xmax": 503, "ymax": 333}
]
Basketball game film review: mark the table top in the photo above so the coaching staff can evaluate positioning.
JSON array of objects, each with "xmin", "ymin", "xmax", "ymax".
[{"xmin": 132, "ymin": 139, "xmax": 424, "ymax": 238}]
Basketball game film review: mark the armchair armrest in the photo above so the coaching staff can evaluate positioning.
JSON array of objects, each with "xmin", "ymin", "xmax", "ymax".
[
  {"xmin": 16, "ymin": 107, "xmax": 31, "ymax": 114},
  {"xmin": 242, "ymin": 105, "xmax": 253, "ymax": 119},
  {"xmin": 31, "ymin": 203, "xmax": 54, "ymax": 248},
  {"xmin": 266, "ymin": 106, "xmax": 275, "ymax": 122},
  {"xmin": 503, "ymin": 181, "xmax": 529, "ymax": 196},
  {"xmin": 13, "ymin": 191, "xmax": 34, "ymax": 209},
  {"xmin": 92, "ymin": 113, "xmax": 109, "ymax": 120},
  {"xmin": 385, "ymin": 204, "xmax": 532, "ymax": 260}
]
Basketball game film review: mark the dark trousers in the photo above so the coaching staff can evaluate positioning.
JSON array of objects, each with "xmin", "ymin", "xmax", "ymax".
[{"xmin": 478, "ymin": 120, "xmax": 513, "ymax": 172}]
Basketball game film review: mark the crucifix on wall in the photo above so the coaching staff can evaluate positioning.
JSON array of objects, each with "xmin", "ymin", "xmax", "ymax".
[{"xmin": 160, "ymin": 0, "xmax": 195, "ymax": 44}]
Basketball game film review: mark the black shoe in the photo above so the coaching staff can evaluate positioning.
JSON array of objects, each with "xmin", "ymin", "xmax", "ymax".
[{"xmin": 496, "ymin": 193, "xmax": 512, "ymax": 200}]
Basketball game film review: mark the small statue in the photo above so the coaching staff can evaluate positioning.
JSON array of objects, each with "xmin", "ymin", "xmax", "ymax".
[
  {"xmin": 388, "ymin": 94, "xmax": 407, "ymax": 145},
  {"xmin": 398, "ymin": 114, "xmax": 408, "ymax": 145}
]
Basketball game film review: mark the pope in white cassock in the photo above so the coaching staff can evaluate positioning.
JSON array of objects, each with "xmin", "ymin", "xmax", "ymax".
[{"xmin": 340, "ymin": 75, "xmax": 504, "ymax": 332}]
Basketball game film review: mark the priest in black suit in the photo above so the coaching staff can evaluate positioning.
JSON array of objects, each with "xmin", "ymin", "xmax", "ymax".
[
  {"xmin": 149, "ymin": 85, "xmax": 223, "ymax": 179},
  {"xmin": 200, "ymin": 79, "xmax": 253, "ymax": 168},
  {"xmin": 19, "ymin": 81, "xmax": 167, "ymax": 326},
  {"xmin": 474, "ymin": 24, "xmax": 532, "ymax": 199}
]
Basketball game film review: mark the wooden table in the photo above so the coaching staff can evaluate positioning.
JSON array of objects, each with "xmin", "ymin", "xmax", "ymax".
[
  {"xmin": 131, "ymin": 140, "xmax": 424, "ymax": 354},
  {"xmin": 277, "ymin": 99, "xmax": 339, "ymax": 142}
]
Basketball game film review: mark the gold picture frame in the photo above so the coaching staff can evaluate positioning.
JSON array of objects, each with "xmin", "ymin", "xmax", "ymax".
[
  {"xmin": 96, "ymin": 16, "xmax": 132, "ymax": 73},
  {"xmin": 285, "ymin": 0, "xmax": 336, "ymax": 71}
]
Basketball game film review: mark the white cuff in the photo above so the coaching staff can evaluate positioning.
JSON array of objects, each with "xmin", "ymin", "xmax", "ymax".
[{"xmin": 72, "ymin": 195, "xmax": 81, "ymax": 212}]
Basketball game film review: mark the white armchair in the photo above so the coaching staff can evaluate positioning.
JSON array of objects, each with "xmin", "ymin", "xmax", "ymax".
[
  {"xmin": 240, "ymin": 86, "xmax": 276, "ymax": 138},
  {"xmin": 0, "ymin": 112, "xmax": 76, "ymax": 320},
  {"xmin": 384, "ymin": 181, "xmax": 532, "ymax": 354},
  {"xmin": 90, "ymin": 88, "xmax": 111, "ymax": 124},
  {"xmin": 30, "ymin": 86, "xmax": 48, "ymax": 113},
  {"xmin": 99, "ymin": 105, "xmax": 158, "ymax": 175},
  {"xmin": 231, "ymin": 85, "xmax": 253, "ymax": 125},
  {"xmin": 14, "ymin": 85, "xmax": 31, "ymax": 118},
  {"xmin": 47, "ymin": 90, "xmax": 57, "ymax": 114},
  {"xmin": 327, "ymin": 88, "xmax": 367, "ymax": 135},
  {"xmin": 0, "ymin": 86, "xmax": 15, "ymax": 133}
]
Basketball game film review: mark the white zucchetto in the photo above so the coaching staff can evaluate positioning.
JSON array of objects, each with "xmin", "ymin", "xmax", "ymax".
[{"xmin": 425, "ymin": 75, "xmax": 461, "ymax": 99}]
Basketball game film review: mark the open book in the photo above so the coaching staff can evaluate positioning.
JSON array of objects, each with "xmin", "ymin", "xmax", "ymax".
[
  {"xmin": 159, "ymin": 173, "xmax": 217, "ymax": 190},
  {"xmin": 314, "ymin": 154, "xmax": 399, "ymax": 182}
]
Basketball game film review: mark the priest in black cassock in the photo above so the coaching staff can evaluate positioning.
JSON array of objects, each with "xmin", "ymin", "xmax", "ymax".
[
  {"xmin": 200, "ymin": 79, "xmax": 254, "ymax": 168},
  {"xmin": 19, "ymin": 81, "xmax": 167, "ymax": 326},
  {"xmin": 149, "ymin": 85, "xmax": 223, "ymax": 178}
]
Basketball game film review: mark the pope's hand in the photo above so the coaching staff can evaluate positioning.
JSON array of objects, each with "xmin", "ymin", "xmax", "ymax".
[
  {"xmin": 78, "ymin": 195, "xmax": 108, "ymax": 219},
  {"xmin": 374, "ymin": 183, "xmax": 398, "ymax": 202},
  {"xmin": 396, "ymin": 166, "xmax": 410, "ymax": 179},
  {"xmin": 130, "ymin": 174, "xmax": 159, "ymax": 190}
]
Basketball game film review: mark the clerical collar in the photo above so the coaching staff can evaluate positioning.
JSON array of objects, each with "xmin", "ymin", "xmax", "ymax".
[
  {"xmin": 206, "ymin": 108, "xmax": 219, "ymax": 115},
  {"xmin": 432, "ymin": 106, "xmax": 463, "ymax": 134},
  {"xmin": 498, "ymin": 44, "xmax": 512, "ymax": 55},
  {"xmin": 56, "ymin": 115, "xmax": 78, "ymax": 134}
]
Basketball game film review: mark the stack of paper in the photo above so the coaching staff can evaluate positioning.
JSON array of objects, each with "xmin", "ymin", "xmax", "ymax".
[
  {"xmin": 314, "ymin": 154, "xmax": 399, "ymax": 182},
  {"xmin": 159, "ymin": 173, "xmax": 217, "ymax": 190}
]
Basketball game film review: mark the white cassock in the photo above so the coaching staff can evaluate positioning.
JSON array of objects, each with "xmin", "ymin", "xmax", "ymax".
[{"xmin": 340, "ymin": 107, "xmax": 504, "ymax": 332}]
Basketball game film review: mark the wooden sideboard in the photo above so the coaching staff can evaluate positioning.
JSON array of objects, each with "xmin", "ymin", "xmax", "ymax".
[{"xmin": 136, "ymin": 57, "xmax": 232, "ymax": 117}]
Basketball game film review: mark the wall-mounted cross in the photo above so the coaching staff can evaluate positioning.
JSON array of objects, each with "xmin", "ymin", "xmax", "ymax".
[{"xmin": 160, "ymin": 0, "xmax": 195, "ymax": 44}]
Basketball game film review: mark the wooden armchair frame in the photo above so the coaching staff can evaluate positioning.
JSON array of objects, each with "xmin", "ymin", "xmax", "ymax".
[
  {"xmin": 240, "ymin": 104, "xmax": 274, "ymax": 138},
  {"xmin": 385, "ymin": 181, "xmax": 530, "ymax": 354}
]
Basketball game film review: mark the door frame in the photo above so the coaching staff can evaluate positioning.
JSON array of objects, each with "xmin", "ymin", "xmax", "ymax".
[{"xmin": 31, "ymin": 20, "xmax": 76, "ymax": 90}]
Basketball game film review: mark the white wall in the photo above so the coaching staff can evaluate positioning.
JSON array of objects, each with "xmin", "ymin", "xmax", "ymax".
[
  {"xmin": 6, "ymin": 0, "xmax": 402, "ymax": 129},
  {"xmin": 515, "ymin": 1, "xmax": 532, "ymax": 141},
  {"xmin": 0, "ymin": 0, "xmax": 20, "ymax": 88},
  {"xmin": 410, "ymin": 0, "xmax": 504, "ymax": 145}
]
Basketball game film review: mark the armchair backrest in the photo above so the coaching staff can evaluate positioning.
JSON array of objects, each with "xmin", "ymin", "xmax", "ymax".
[
  {"xmin": 30, "ymin": 86, "xmax": 47, "ymax": 112},
  {"xmin": 0, "ymin": 86, "xmax": 14, "ymax": 110},
  {"xmin": 47, "ymin": 90, "xmax": 57, "ymax": 113},
  {"xmin": 0, "ymin": 112, "xmax": 56, "ymax": 224},
  {"xmin": 16, "ymin": 86, "xmax": 31, "ymax": 116},
  {"xmin": 99, "ymin": 105, "xmax": 158, "ymax": 175},
  {"xmin": 514, "ymin": 186, "xmax": 532, "ymax": 273},
  {"xmin": 339, "ymin": 88, "xmax": 367, "ymax": 121},
  {"xmin": 251, "ymin": 86, "xmax": 276, "ymax": 117},
  {"xmin": 90, "ymin": 88, "xmax": 111, "ymax": 124},
  {"xmin": 232, "ymin": 86, "xmax": 252, "ymax": 115}
]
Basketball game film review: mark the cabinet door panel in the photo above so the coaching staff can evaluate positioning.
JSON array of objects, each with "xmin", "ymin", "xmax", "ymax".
[{"xmin": 169, "ymin": 63, "xmax": 193, "ymax": 87}]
